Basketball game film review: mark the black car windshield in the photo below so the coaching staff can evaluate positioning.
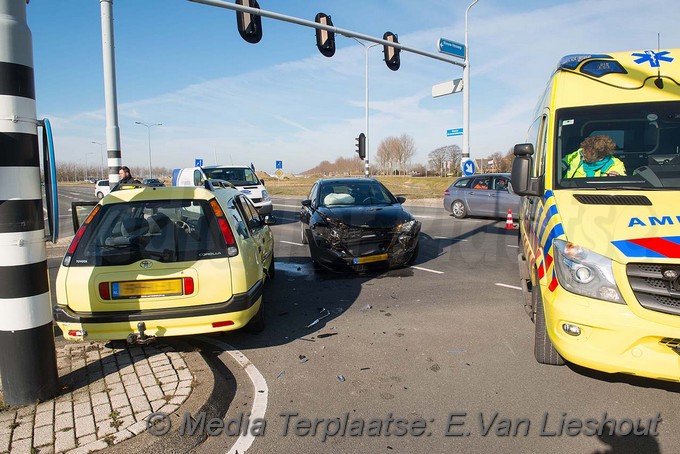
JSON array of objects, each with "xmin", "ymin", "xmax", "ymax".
[
  {"xmin": 555, "ymin": 101, "xmax": 680, "ymax": 189},
  {"xmin": 318, "ymin": 181, "xmax": 398, "ymax": 207},
  {"xmin": 71, "ymin": 199, "xmax": 223, "ymax": 266},
  {"xmin": 203, "ymin": 168, "xmax": 259, "ymax": 186}
]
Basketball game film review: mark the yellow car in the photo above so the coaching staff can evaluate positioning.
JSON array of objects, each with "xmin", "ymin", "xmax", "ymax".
[{"xmin": 55, "ymin": 181, "xmax": 275, "ymax": 343}]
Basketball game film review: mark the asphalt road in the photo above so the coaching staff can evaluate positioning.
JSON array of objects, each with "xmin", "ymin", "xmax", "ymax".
[{"xmin": 50, "ymin": 187, "xmax": 680, "ymax": 453}]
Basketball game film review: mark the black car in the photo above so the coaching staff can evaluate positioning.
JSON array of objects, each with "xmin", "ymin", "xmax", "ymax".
[
  {"xmin": 300, "ymin": 178, "xmax": 420, "ymax": 271},
  {"xmin": 142, "ymin": 178, "xmax": 165, "ymax": 187}
]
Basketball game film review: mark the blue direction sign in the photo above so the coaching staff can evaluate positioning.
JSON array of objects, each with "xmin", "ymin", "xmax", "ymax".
[
  {"xmin": 276, "ymin": 160, "xmax": 283, "ymax": 169},
  {"xmin": 461, "ymin": 158, "xmax": 476, "ymax": 176},
  {"xmin": 195, "ymin": 158, "xmax": 203, "ymax": 167},
  {"xmin": 447, "ymin": 128, "xmax": 463, "ymax": 137},
  {"xmin": 438, "ymin": 38, "xmax": 465, "ymax": 60}
]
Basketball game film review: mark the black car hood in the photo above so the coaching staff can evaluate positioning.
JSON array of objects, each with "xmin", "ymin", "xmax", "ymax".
[{"xmin": 317, "ymin": 205, "xmax": 413, "ymax": 228}]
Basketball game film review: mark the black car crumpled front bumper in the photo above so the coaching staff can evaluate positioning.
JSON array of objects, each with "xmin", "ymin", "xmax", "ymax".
[{"xmin": 309, "ymin": 219, "xmax": 421, "ymax": 271}]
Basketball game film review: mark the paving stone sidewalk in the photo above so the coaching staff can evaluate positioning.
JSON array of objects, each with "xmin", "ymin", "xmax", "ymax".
[{"xmin": 0, "ymin": 342, "xmax": 193, "ymax": 454}]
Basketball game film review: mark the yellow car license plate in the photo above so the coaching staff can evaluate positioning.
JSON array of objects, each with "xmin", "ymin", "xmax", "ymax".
[
  {"xmin": 111, "ymin": 279, "xmax": 183, "ymax": 299},
  {"xmin": 353, "ymin": 253, "xmax": 388, "ymax": 265}
]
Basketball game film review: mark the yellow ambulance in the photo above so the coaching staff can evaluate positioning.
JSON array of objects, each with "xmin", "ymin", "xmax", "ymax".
[{"xmin": 511, "ymin": 49, "xmax": 680, "ymax": 382}]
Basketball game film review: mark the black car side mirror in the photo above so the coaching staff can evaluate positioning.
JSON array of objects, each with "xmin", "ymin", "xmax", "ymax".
[
  {"xmin": 264, "ymin": 215, "xmax": 277, "ymax": 225},
  {"xmin": 301, "ymin": 199, "xmax": 312, "ymax": 207},
  {"xmin": 396, "ymin": 196, "xmax": 406, "ymax": 204}
]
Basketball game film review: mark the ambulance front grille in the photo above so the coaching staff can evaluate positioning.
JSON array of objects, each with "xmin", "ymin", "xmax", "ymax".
[{"xmin": 627, "ymin": 264, "xmax": 680, "ymax": 316}]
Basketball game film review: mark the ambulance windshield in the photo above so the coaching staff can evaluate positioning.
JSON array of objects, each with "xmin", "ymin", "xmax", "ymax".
[{"xmin": 555, "ymin": 101, "xmax": 680, "ymax": 189}]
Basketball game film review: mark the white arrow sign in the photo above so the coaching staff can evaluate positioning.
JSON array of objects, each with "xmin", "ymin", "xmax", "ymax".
[{"xmin": 432, "ymin": 79, "xmax": 463, "ymax": 98}]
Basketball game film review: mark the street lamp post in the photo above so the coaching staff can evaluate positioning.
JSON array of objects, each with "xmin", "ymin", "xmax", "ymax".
[
  {"xmin": 353, "ymin": 39, "xmax": 379, "ymax": 177},
  {"xmin": 135, "ymin": 121, "xmax": 162, "ymax": 178},
  {"xmin": 91, "ymin": 141, "xmax": 105, "ymax": 180},
  {"xmin": 463, "ymin": 0, "xmax": 479, "ymax": 162}
]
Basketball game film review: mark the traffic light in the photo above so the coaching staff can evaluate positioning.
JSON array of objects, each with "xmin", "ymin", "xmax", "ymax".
[
  {"xmin": 383, "ymin": 31, "xmax": 401, "ymax": 71},
  {"xmin": 236, "ymin": 0, "xmax": 263, "ymax": 44},
  {"xmin": 355, "ymin": 133, "xmax": 366, "ymax": 160},
  {"xmin": 314, "ymin": 13, "xmax": 335, "ymax": 58}
]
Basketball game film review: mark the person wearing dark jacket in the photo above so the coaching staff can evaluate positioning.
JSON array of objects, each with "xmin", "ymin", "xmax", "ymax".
[{"xmin": 113, "ymin": 166, "xmax": 141, "ymax": 191}]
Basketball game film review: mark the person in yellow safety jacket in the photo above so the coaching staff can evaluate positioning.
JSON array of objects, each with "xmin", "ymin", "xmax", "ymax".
[{"xmin": 562, "ymin": 135, "xmax": 627, "ymax": 178}]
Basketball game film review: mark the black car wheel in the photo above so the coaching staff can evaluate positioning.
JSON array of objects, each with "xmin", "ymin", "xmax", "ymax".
[
  {"xmin": 451, "ymin": 200, "xmax": 467, "ymax": 219},
  {"xmin": 300, "ymin": 222, "xmax": 308, "ymax": 244}
]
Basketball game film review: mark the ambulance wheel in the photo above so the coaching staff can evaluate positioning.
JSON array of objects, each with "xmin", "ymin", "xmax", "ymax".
[
  {"xmin": 533, "ymin": 273, "xmax": 565, "ymax": 366},
  {"xmin": 451, "ymin": 200, "xmax": 467, "ymax": 219}
]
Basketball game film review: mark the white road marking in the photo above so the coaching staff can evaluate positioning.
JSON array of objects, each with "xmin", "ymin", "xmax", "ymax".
[
  {"xmin": 410, "ymin": 266, "xmax": 444, "ymax": 275},
  {"xmin": 496, "ymin": 283, "xmax": 521, "ymax": 290},
  {"xmin": 280, "ymin": 240, "xmax": 305, "ymax": 246},
  {"xmin": 197, "ymin": 336, "xmax": 267, "ymax": 454},
  {"xmin": 275, "ymin": 204, "xmax": 302, "ymax": 209},
  {"xmin": 434, "ymin": 236, "xmax": 468, "ymax": 241},
  {"xmin": 507, "ymin": 245, "xmax": 519, "ymax": 248}
]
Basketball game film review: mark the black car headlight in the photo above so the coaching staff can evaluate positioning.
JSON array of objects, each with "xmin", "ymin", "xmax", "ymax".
[
  {"xmin": 397, "ymin": 220, "xmax": 417, "ymax": 233},
  {"xmin": 396, "ymin": 220, "xmax": 418, "ymax": 245}
]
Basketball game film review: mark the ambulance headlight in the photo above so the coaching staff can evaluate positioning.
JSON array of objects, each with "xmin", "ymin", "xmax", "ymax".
[{"xmin": 553, "ymin": 239, "xmax": 624, "ymax": 304}]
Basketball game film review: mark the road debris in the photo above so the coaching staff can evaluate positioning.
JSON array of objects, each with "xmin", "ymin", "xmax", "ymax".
[
  {"xmin": 336, "ymin": 374, "xmax": 346, "ymax": 382},
  {"xmin": 276, "ymin": 371, "xmax": 285, "ymax": 379},
  {"xmin": 299, "ymin": 355, "xmax": 308, "ymax": 364},
  {"xmin": 317, "ymin": 332, "xmax": 338, "ymax": 339},
  {"xmin": 306, "ymin": 308, "xmax": 331, "ymax": 328}
]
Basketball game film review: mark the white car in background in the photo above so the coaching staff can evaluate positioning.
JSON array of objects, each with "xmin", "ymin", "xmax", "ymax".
[
  {"xmin": 173, "ymin": 165, "xmax": 273, "ymax": 215},
  {"xmin": 94, "ymin": 180, "xmax": 111, "ymax": 199}
]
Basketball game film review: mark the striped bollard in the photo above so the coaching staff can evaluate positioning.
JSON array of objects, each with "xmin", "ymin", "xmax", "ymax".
[{"xmin": 0, "ymin": 0, "xmax": 59, "ymax": 405}]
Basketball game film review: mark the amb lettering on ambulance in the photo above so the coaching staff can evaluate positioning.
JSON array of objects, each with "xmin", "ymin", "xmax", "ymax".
[{"xmin": 511, "ymin": 49, "xmax": 680, "ymax": 383}]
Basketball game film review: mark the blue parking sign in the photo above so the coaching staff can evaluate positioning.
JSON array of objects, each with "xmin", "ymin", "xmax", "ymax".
[
  {"xmin": 276, "ymin": 161, "xmax": 283, "ymax": 169},
  {"xmin": 195, "ymin": 159, "xmax": 203, "ymax": 167}
]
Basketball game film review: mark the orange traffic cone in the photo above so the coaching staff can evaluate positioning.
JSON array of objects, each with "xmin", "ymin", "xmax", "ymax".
[{"xmin": 505, "ymin": 209, "xmax": 515, "ymax": 230}]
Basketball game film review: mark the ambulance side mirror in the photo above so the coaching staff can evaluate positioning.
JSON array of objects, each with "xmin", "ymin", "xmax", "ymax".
[{"xmin": 511, "ymin": 143, "xmax": 541, "ymax": 196}]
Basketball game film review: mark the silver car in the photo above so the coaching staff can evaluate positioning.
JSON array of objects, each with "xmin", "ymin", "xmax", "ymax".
[{"xmin": 443, "ymin": 173, "xmax": 521, "ymax": 219}]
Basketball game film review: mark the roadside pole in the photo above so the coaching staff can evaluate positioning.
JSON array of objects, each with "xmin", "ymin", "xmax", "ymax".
[
  {"xmin": 462, "ymin": 0, "xmax": 479, "ymax": 162},
  {"xmin": 0, "ymin": 0, "xmax": 58, "ymax": 405},
  {"xmin": 100, "ymin": 0, "xmax": 123, "ymax": 186}
]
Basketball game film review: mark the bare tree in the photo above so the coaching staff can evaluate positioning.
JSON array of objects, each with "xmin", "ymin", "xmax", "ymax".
[
  {"xmin": 397, "ymin": 134, "xmax": 416, "ymax": 175},
  {"xmin": 428, "ymin": 145, "xmax": 461, "ymax": 176},
  {"xmin": 376, "ymin": 137, "xmax": 401, "ymax": 175}
]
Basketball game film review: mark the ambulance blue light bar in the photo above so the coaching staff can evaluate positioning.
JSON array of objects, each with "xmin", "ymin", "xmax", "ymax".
[
  {"xmin": 557, "ymin": 54, "xmax": 626, "ymax": 77},
  {"xmin": 558, "ymin": 54, "xmax": 613, "ymax": 70}
]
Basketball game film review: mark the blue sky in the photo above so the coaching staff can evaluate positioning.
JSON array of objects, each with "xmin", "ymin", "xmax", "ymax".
[{"xmin": 26, "ymin": 0, "xmax": 680, "ymax": 175}]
